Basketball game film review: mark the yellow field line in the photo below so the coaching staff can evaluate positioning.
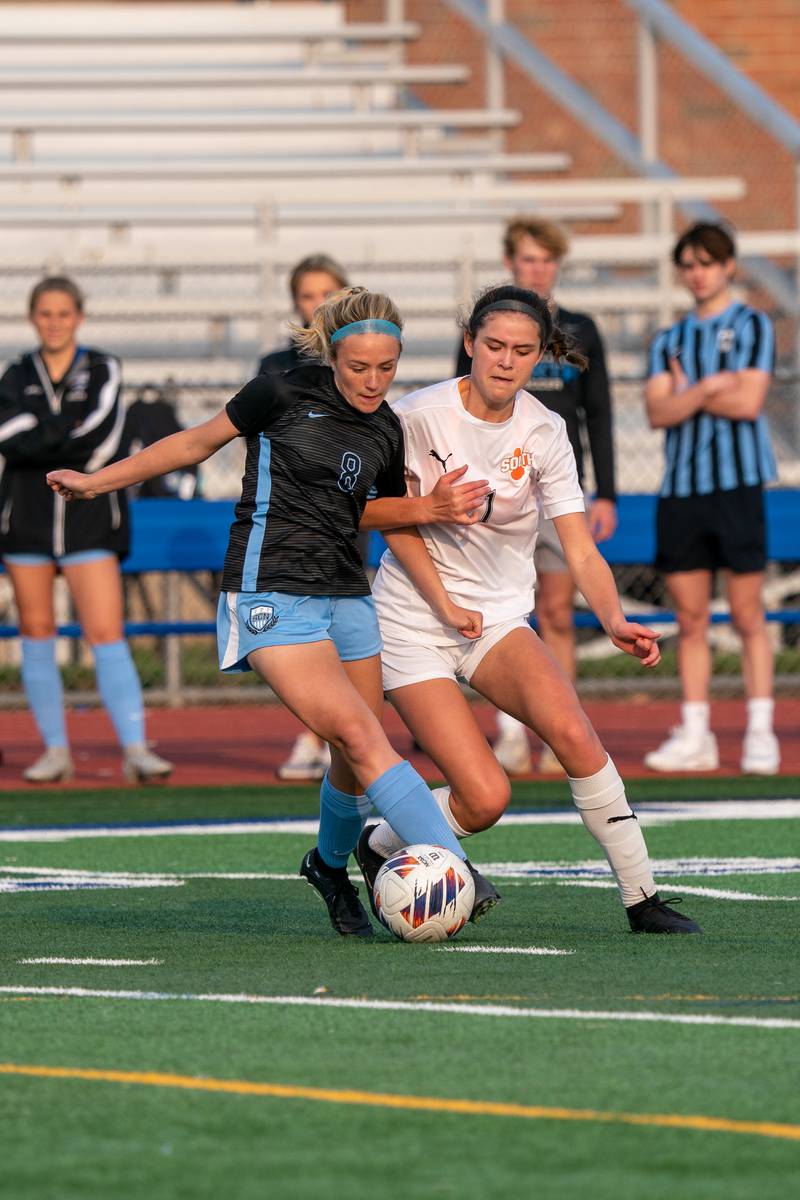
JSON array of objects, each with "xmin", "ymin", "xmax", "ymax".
[{"xmin": 0, "ymin": 1063, "xmax": 798, "ymax": 1142}]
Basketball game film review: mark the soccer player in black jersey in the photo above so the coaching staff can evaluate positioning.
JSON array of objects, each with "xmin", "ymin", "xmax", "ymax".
[
  {"xmin": 48, "ymin": 287, "xmax": 496, "ymax": 937},
  {"xmin": 258, "ymin": 254, "xmax": 349, "ymax": 782},
  {"xmin": 456, "ymin": 217, "xmax": 616, "ymax": 774},
  {"xmin": 0, "ymin": 276, "xmax": 172, "ymax": 784}
]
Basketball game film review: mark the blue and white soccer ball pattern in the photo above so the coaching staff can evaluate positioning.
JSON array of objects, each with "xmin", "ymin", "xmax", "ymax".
[{"xmin": 373, "ymin": 844, "xmax": 475, "ymax": 943}]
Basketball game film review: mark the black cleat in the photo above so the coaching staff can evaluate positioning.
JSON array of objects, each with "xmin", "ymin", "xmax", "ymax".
[
  {"xmin": 300, "ymin": 849, "xmax": 373, "ymax": 938},
  {"xmin": 464, "ymin": 860, "xmax": 501, "ymax": 922},
  {"xmin": 353, "ymin": 825, "xmax": 385, "ymax": 920},
  {"xmin": 626, "ymin": 891, "xmax": 702, "ymax": 934}
]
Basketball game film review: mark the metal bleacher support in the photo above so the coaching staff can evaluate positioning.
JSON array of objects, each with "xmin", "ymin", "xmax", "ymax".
[{"xmin": 0, "ymin": 177, "xmax": 750, "ymax": 360}]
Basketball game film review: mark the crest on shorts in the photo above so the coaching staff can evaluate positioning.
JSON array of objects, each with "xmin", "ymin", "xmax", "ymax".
[{"xmin": 245, "ymin": 604, "xmax": 278, "ymax": 635}]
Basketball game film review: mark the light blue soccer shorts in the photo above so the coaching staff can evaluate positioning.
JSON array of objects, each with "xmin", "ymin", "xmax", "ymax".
[
  {"xmin": 2, "ymin": 550, "xmax": 114, "ymax": 567},
  {"xmin": 217, "ymin": 590, "xmax": 382, "ymax": 673}
]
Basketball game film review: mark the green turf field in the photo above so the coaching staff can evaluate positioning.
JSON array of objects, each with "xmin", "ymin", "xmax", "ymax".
[{"xmin": 1, "ymin": 781, "xmax": 798, "ymax": 1199}]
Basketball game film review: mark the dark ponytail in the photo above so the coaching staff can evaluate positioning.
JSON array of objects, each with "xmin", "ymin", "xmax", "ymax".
[{"xmin": 460, "ymin": 284, "xmax": 587, "ymax": 369}]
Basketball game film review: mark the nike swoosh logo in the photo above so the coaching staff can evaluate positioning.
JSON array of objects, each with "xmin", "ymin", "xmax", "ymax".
[{"xmin": 307, "ymin": 411, "xmax": 327, "ymax": 419}]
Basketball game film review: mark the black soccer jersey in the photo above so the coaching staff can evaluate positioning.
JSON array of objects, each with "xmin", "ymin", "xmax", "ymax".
[
  {"xmin": 0, "ymin": 347, "xmax": 129, "ymax": 558},
  {"xmin": 455, "ymin": 306, "xmax": 615, "ymax": 500},
  {"xmin": 222, "ymin": 363, "xmax": 406, "ymax": 595}
]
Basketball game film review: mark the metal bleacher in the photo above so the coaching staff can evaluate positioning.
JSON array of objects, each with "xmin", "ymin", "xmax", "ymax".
[
  {"xmin": 0, "ymin": 0, "xmax": 749, "ymax": 377},
  {"xmin": 0, "ymin": 1, "xmax": 798, "ymax": 701}
]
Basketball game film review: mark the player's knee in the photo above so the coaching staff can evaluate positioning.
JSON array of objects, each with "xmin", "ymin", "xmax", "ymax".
[
  {"xmin": 458, "ymin": 774, "xmax": 511, "ymax": 831},
  {"xmin": 731, "ymin": 606, "xmax": 765, "ymax": 639},
  {"xmin": 675, "ymin": 607, "xmax": 709, "ymax": 638},
  {"xmin": 328, "ymin": 713, "xmax": 379, "ymax": 763},
  {"xmin": 538, "ymin": 601, "xmax": 573, "ymax": 637},
  {"xmin": 548, "ymin": 713, "xmax": 596, "ymax": 762}
]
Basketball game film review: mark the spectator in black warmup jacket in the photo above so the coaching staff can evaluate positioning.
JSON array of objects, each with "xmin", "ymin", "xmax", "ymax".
[{"xmin": 0, "ymin": 276, "xmax": 172, "ymax": 783}]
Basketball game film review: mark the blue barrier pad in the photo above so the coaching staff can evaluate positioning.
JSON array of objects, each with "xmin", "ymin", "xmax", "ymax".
[
  {"xmin": 369, "ymin": 490, "xmax": 800, "ymax": 566},
  {"xmin": 1, "ymin": 491, "xmax": 797, "ymax": 577},
  {"xmin": 124, "ymin": 498, "xmax": 235, "ymax": 573}
]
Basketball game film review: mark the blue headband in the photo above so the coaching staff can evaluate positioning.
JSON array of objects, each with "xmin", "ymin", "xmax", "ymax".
[{"xmin": 330, "ymin": 319, "xmax": 402, "ymax": 344}]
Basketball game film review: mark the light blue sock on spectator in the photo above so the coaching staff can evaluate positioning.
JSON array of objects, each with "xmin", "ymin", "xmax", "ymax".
[
  {"xmin": 365, "ymin": 761, "xmax": 466, "ymax": 860},
  {"xmin": 21, "ymin": 637, "xmax": 67, "ymax": 748},
  {"xmin": 317, "ymin": 772, "xmax": 372, "ymax": 870},
  {"xmin": 93, "ymin": 640, "xmax": 145, "ymax": 748}
]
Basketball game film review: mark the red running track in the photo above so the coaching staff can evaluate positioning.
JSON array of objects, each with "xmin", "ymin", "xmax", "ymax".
[{"xmin": 1, "ymin": 698, "xmax": 799, "ymax": 789}]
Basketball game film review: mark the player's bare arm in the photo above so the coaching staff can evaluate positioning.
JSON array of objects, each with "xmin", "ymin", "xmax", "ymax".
[
  {"xmin": 47, "ymin": 410, "xmax": 240, "ymax": 500},
  {"xmin": 361, "ymin": 464, "xmax": 490, "ymax": 530},
  {"xmin": 382, "ymin": 525, "xmax": 483, "ymax": 639},
  {"xmin": 701, "ymin": 368, "xmax": 771, "ymax": 421},
  {"xmin": 554, "ymin": 512, "xmax": 660, "ymax": 667},
  {"xmin": 644, "ymin": 367, "xmax": 708, "ymax": 429}
]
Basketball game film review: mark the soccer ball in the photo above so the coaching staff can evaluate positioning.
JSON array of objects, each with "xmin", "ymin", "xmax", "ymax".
[{"xmin": 373, "ymin": 844, "xmax": 475, "ymax": 943}]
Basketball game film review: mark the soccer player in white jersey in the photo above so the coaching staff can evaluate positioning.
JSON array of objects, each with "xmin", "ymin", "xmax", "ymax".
[{"xmin": 358, "ymin": 284, "xmax": 702, "ymax": 933}]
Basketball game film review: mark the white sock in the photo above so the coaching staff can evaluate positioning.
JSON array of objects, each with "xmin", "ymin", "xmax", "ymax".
[
  {"xmin": 569, "ymin": 755, "xmax": 656, "ymax": 908},
  {"xmin": 367, "ymin": 786, "xmax": 470, "ymax": 857},
  {"xmin": 497, "ymin": 711, "xmax": 525, "ymax": 738},
  {"xmin": 746, "ymin": 697, "xmax": 774, "ymax": 735},
  {"xmin": 681, "ymin": 701, "xmax": 710, "ymax": 736}
]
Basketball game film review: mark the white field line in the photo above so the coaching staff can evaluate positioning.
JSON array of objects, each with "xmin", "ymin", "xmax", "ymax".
[
  {"xmin": 0, "ymin": 820, "xmax": 319, "ymax": 844},
  {"xmin": 1, "ymin": 867, "xmax": 297, "ymax": 881},
  {"xmin": 0, "ymin": 878, "xmax": 183, "ymax": 893},
  {"xmin": 479, "ymin": 856, "xmax": 800, "ymax": 879},
  {"xmin": 437, "ymin": 946, "xmax": 574, "ymax": 956},
  {"xmin": 555, "ymin": 881, "xmax": 800, "ymax": 902},
  {"xmin": 1, "ymin": 985, "xmax": 798, "ymax": 1031},
  {"xmin": 2, "ymin": 859, "xmax": 797, "ymax": 899},
  {"xmin": 18, "ymin": 958, "xmax": 162, "ymax": 966},
  {"xmin": 1, "ymin": 799, "xmax": 798, "ymax": 843}
]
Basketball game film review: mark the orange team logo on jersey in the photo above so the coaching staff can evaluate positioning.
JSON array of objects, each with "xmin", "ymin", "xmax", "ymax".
[{"xmin": 500, "ymin": 447, "xmax": 532, "ymax": 481}]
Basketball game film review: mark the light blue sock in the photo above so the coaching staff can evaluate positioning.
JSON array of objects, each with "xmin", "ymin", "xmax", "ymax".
[
  {"xmin": 317, "ymin": 773, "xmax": 372, "ymax": 870},
  {"xmin": 365, "ymin": 761, "xmax": 466, "ymax": 860},
  {"xmin": 21, "ymin": 637, "xmax": 67, "ymax": 748},
  {"xmin": 93, "ymin": 640, "xmax": 145, "ymax": 748}
]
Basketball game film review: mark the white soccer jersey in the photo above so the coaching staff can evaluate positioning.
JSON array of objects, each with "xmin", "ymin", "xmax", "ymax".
[{"xmin": 373, "ymin": 377, "xmax": 585, "ymax": 635}]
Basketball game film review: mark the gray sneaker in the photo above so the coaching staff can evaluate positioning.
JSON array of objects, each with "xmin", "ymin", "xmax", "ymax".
[
  {"xmin": 23, "ymin": 746, "xmax": 74, "ymax": 783},
  {"xmin": 122, "ymin": 743, "xmax": 173, "ymax": 783}
]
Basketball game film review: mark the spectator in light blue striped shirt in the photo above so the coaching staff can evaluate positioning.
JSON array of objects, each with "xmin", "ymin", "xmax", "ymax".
[{"xmin": 643, "ymin": 222, "xmax": 779, "ymax": 777}]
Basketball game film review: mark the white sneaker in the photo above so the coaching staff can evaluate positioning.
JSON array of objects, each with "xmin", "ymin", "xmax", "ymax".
[
  {"xmin": 123, "ymin": 743, "xmax": 173, "ymax": 783},
  {"xmin": 741, "ymin": 729, "xmax": 780, "ymax": 775},
  {"xmin": 537, "ymin": 743, "xmax": 565, "ymax": 775},
  {"xmin": 23, "ymin": 746, "xmax": 74, "ymax": 783},
  {"xmin": 277, "ymin": 732, "xmax": 331, "ymax": 781},
  {"xmin": 493, "ymin": 727, "xmax": 532, "ymax": 775},
  {"xmin": 644, "ymin": 726, "xmax": 719, "ymax": 772}
]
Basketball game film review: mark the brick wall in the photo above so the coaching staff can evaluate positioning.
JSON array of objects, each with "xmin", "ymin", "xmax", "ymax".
[{"xmin": 343, "ymin": 0, "xmax": 799, "ymax": 237}]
